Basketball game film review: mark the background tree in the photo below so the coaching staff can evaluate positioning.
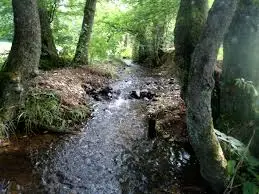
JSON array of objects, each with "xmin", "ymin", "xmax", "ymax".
[
  {"xmin": 73, "ymin": 0, "xmax": 97, "ymax": 65},
  {"xmin": 220, "ymin": 0, "xmax": 259, "ymax": 156},
  {"xmin": 0, "ymin": 0, "xmax": 41, "ymax": 130},
  {"xmin": 38, "ymin": 0, "xmax": 59, "ymax": 69},
  {"xmin": 174, "ymin": 0, "xmax": 208, "ymax": 99},
  {"xmin": 0, "ymin": 0, "xmax": 13, "ymax": 41},
  {"xmin": 186, "ymin": 0, "xmax": 238, "ymax": 192}
]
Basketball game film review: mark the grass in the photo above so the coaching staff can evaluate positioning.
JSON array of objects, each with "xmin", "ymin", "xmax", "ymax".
[
  {"xmin": 17, "ymin": 89, "xmax": 91, "ymax": 134},
  {"xmin": 0, "ymin": 119, "xmax": 15, "ymax": 139},
  {"xmin": 0, "ymin": 54, "xmax": 7, "ymax": 71}
]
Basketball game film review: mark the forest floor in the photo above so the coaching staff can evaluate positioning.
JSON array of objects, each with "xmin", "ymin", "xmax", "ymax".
[
  {"xmin": 0, "ymin": 60, "xmax": 206, "ymax": 194},
  {"xmin": 31, "ymin": 63, "xmax": 112, "ymax": 106}
]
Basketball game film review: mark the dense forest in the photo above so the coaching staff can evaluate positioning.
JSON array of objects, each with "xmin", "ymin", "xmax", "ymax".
[{"xmin": 0, "ymin": 0, "xmax": 259, "ymax": 193}]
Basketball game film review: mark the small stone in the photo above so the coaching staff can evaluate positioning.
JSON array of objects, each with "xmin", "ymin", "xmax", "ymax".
[
  {"xmin": 163, "ymin": 134, "xmax": 170, "ymax": 139},
  {"xmin": 144, "ymin": 97, "xmax": 149, "ymax": 101},
  {"xmin": 130, "ymin": 90, "xmax": 141, "ymax": 99}
]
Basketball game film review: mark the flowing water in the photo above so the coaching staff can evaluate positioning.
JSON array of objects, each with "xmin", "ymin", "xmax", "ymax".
[{"xmin": 0, "ymin": 62, "xmax": 207, "ymax": 194}]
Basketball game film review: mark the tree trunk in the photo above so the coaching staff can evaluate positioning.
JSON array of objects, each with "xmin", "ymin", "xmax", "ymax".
[
  {"xmin": 73, "ymin": 0, "xmax": 97, "ymax": 65},
  {"xmin": 137, "ymin": 32, "xmax": 150, "ymax": 64},
  {"xmin": 39, "ymin": 6, "xmax": 59, "ymax": 69},
  {"xmin": 0, "ymin": 0, "xmax": 41, "ymax": 132},
  {"xmin": 187, "ymin": 0, "xmax": 238, "ymax": 192},
  {"xmin": 174, "ymin": 0, "xmax": 208, "ymax": 100},
  {"xmin": 151, "ymin": 21, "xmax": 166, "ymax": 66},
  {"xmin": 221, "ymin": 0, "xmax": 259, "ymax": 122}
]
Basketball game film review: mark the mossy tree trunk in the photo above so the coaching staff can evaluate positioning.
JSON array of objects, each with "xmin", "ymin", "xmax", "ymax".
[
  {"xmin": 134, "ymin": 21, "xmax": 166, "ymax": 66},
  {"xmin": 174, "ymin": 0, "xmax": 208, "ymax": 100},
  {"xmin": 187, "ymin": 0, "xmax": 238, "ymax": 192},
  {"xmin": 38, "ymin": 6, "xmax": 59, "ymax": 69},
  {"xmin": 0, "ymin": 0, "xmax": 41, "ymax": 132},
  {"xmin": 73, "ymin": 0, "xmax": 97, "ymax": 66},
  {"xmin": 132, "ymin": 36, "xmax": 140, "ymax": 62},
  {"xmin": 137, "ymin": 32, "xmax": 150, "ymax": 64},
  {"xmin": 151, "ymin": 20, "xmax": 166, "ymax": 66},
  {"xmin": 221, "ymin": 0, "xmax": 259, "ymax": 122}
]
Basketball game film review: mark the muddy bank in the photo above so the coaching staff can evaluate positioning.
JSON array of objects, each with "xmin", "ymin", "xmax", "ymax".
[{"xmin": 0, "ymin": 62, "xmax": 207, "ymax": 194}]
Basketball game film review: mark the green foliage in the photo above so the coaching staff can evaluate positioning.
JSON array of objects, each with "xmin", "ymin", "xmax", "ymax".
[
  {"xmin": 0, "ymin": 0, "xmax": 13, "ymax": 40},
  {"xmin": 217, "ymin": 129, "xmax": 259, "ymax": 194},
  {"xmin": 243, "ymin": 182, "xmax": 259, "ymax": 194},
  {"xmin": 50, "ymin": 0, "xmax": 86, "ymax": 59},
  {"xmin": 88, "ymin": 0, "xmax": 179, "ymax": 60},
  {"xmin": 227, "ymin": 160, "xmax": 237, "ymax": 176},
  {"xmin": 0, "ymin": 0, "xmax": 180, "ymax": 61},
  {"xmin": 18, "ymin": 90, "xmax": 91, "ymax": 133}
]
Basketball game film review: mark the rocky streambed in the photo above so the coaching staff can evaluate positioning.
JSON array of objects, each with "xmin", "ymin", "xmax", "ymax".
[{"xmin": 0, "ymin": 62, "xmax": 208, "ymax": 194}]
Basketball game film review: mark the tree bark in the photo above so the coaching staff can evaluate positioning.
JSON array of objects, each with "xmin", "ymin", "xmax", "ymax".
[
  {"xmin": 73, "ymin": 0, "xmax": 97, "ymax": 65},
  {"xmin": 151, "ymin": 21, "xmax": 166, "ymax": 66},
  {"xmin": 137, "ymin": 31, "xmax": 150, "ymax": 64},
  {"xmin": 221, "ymin": 0, "xmax": 259, "ymax": 122},
  {"xmin": 39, "ymin": 6, "xmax": 59, "ymax": 69},
  {"xmin": 0, "ymin": 0, "xmax": 41, "ymax": 131},
  {"xmin": 174, "ymin": 0, "xmax": 208, "ymax": 100},
  {"xmin": 187, "ymin": 0, "xmax": 238, "ymax": 192}
]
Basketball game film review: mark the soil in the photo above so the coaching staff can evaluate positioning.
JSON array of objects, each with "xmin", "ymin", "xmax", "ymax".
[{"xmin": 30, "ymin": 65, "xmax": 112, "ymax": 107}]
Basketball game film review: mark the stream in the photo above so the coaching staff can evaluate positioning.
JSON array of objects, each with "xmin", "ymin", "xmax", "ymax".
[{"xmin": 0, "ymin": 62, "xmax": 207, "ymax": 194}]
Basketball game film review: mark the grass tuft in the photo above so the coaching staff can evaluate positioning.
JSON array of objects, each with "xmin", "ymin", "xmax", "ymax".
[{"xmin": 18, "ymin": 89, "xmax": 91, "ymax": 133}]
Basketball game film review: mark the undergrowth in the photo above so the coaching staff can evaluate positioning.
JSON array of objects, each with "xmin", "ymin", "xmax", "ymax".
[
  {"xmin": 0, "ymin": 90, "xmax": 91, "ymax": 137},
  {"xmin": 18, "ymin": 90, "xmax": 91, "ymax": 133},
  {"xmin": 216, "ymin": 129, "xmax": 259, "ymax": 194},
  {"xmin": 0, "ymin": 54, "xmax": 7, "ymax": 71}
]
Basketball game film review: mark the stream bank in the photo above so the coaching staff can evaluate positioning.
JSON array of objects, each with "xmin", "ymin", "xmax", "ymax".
[{"xmin": 0, "ymin": 61, "xmax": 208, "ymax": 194}]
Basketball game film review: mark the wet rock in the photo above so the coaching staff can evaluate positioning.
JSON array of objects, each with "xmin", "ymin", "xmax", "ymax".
[
  {"xmin": 146, "ymin": 81, "xmax": 152, "ymax": 85},
  {"xmin": 163, "ymin": 134, "xmax": 170, "ymax": 139},
  {"xmin": 100, "ymin": 86, "xmax": 113, "ymax": 96},
  {"xmin": 168, "ymin": 78, "xmax": 175, "ymax": 84},
  {"xmin": 86, "ymin": 86, "xmax": 120, "ymax": 101},
  {"xmin": 141, "ymin": 89, "xmax": 155, "ymax": 100},
  {"xmin": 93, "ymin": 95, "xmax": 102, "ymax": 101},
  {"xmin": 130, "ymin": 89, "xmax": 156, "ymax": 100},
  {"xmin": 144, "ymin": 97, "xmax": 149, "ymax": 101},
  {"xmin": 130, "ymin": 90, "xmax": 141, "ymax": 99},
  {"xmin": 113, "ymin": 90, "xmax": 121, "ymax": 99},
  {"xmin": 82, "ymin": 83, "xmax": 93, "ymax": 92}
]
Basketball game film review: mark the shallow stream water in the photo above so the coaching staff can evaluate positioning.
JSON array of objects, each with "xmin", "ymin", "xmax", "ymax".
[{"xmin": 0, "ymin": 62, "xmax": 207, "ymax": 194}]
